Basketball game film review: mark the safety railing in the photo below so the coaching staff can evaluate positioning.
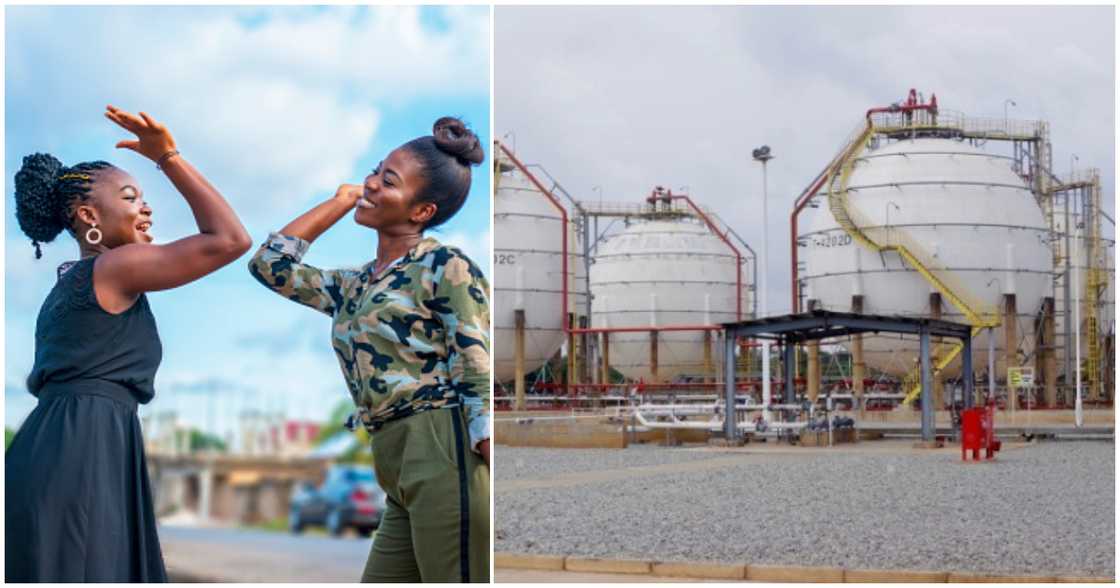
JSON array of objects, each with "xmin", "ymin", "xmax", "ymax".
[{"xmin": 869, "ymin": 109, "xmax": 1045, "ymax": 141}]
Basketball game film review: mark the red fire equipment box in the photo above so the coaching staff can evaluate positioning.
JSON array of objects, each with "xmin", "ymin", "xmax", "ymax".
[{"xmin": 960, "ymin": 401, "xmax": 1001, "ymax": 461}]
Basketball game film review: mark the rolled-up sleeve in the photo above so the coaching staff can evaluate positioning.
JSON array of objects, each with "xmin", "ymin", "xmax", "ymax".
[
  {"xmin": 247, "ymin": 232, "xmax": 349, "ymax": 317},
  {"xmin": 428, "ymin": 251, "xmax": 491, "ymax": 452}
]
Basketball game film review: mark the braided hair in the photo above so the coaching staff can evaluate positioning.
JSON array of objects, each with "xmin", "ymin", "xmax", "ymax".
[
  {"xmin": 400, "ymin": 117, "xmax": 485, "ymax": 230},
  {"xmin": 14, "ymin": 153, "xmax": 114, "ymax": 258}
]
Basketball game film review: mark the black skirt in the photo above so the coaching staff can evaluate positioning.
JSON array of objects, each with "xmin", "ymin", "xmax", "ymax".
[{"xmin": 5, "ymin": 380, "xmax": 167, "ymax": 582}]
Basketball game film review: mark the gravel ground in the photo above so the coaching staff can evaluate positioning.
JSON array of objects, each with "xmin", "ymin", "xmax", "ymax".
[
  {"xmin": 494, "ymin": 444, "xmax": 722, "ymax": 482},
  {"xmin": 496, "ymin": 441, "xmax": 1115, "ymax": 577}
]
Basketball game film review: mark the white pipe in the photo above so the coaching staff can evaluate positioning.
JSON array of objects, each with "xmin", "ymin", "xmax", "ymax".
[
  {"xmin": 632, "ymin": 410, "xmax": 720, "ymax": 430},
  {"xmin": 1005, "ymin": 243, "xmax": 1017, "ymax": 294},
  {"xmin": 631, "ymin": 407, "xmax": 809, "ymax": 433}
]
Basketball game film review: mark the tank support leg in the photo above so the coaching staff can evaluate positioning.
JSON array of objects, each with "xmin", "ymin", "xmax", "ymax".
[
  {"xmin": 703, "ymin": 330, "xmax": 714, "ymax": 384},
  {"xmin": 600, "ymin": 332, "xmax": 611, "ymax": 389},
  {"xmin": 1004, "ymin": 294, "xmax": 1018, "ymax": 410},
  {"xmin": 1042, "ymin": 297, "xmax": 1058, "ymax": 407},
  {"xmin": 851, "ymin": 295, "xmax": 866, "ymax": 415},
  {"xmin": 920, "ymin": 325, "xmax": 934, "ymax": 442},
  {"xmin": 514, "ymin": 309, "xmax": 526, "ymax": 411},
  {"xmin": 724, "ymin": 333, "xmax": 737, "ymax": 442},
  {"xmin": 930, "ymin": 292, "xmax": 944, "ymax": 410}
]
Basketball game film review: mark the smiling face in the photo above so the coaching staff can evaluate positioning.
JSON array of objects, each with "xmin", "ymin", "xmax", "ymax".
[
  {"xmin": 354, "ymin": 148, "xmax": 436, "ymax": 232},
  {"xmin": 72, "ymin": 167, "xmax": 154, "ymax": 248}
]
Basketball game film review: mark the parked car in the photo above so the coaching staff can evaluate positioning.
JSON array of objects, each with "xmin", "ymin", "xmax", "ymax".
[{"xmin": 289, "ymin": 465, "xmax": 387, "ymax": 537}]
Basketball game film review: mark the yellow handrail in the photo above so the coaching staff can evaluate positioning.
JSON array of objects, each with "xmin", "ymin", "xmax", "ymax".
[
  {"xmin": 900, "ymin": 325, "xmax": 987, "ymax": 405},
  {"xmin": 823, "ymin": 119, "xmax": 1002, "ymax": 406}
]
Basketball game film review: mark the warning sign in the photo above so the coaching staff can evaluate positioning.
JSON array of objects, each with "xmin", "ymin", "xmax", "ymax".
[{"xmin": 1008, "ymin": 367, "xmax": 1035, "ymax": 388}]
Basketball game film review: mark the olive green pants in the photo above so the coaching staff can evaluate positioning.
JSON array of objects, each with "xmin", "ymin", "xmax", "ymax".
[{"xmin": 361, "ymin": 406, "xmax": 489, "ymax": 583}]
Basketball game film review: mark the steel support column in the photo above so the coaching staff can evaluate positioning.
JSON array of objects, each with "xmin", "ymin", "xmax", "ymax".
[
  {"xmin": 962, "ymin": 333, "xmax": 974, "ymax": 409},
  {"xmin": 784, "ymin": 341, "xmax": 796, "ymax": 405},
  {"xmin": 724, "ymin": 332, "xmax": 737, "ymax": 441},
  {"xmin": 920, "ymin": 324, "xmax": 934, "ymax": 442}
]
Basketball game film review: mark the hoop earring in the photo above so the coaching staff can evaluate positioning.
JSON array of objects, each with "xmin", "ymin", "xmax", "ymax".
[{"xmin": 85, "ymin": 226, "xmax": 102, "ymax": 246}]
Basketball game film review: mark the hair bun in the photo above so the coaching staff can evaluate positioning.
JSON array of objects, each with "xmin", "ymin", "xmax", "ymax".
[
  {"xmin": 432, "ymin": 117, "xmax": 484, "ymax": 166},
  {"xmin": 14, "ymin": 153, "xmax": 68, "ymax": 246}
]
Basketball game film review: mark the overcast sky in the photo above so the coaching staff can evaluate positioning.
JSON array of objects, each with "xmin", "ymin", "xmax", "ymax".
[
  {"xmin": 496, "ymin": 5, "xmax": 1114, "ymax": 316},
  {"xmin": 6, "ymin": 6, "xmax": 490, "ymax": 437}
]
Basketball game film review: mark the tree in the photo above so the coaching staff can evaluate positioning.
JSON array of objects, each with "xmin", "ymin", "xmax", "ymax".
[
  {"xmin": 313, "ymin": 398, "xmax": 372, "ymax": 464},
  {"xmin": 189, "ymin": 429, "xmax": 228, "ymax": 452}
]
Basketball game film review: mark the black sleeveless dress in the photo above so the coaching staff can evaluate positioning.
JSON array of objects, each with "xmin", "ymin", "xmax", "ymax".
[{"xmin": 5, "ymin": 256, "xmax": 167, "ymax": 582}]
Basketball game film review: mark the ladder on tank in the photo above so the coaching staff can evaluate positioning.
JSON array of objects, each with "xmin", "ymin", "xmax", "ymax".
[
  {"xmin": 822, "ymin": 117, "xmax": 1001, "ymax": 406},
  {"xmin": 1082, "ymin": 170, "xmax": 1106, "ymax": 400},
  {"xmin": 1043, "ymin": 167, "xmax": 1108, "ymax": 401}
]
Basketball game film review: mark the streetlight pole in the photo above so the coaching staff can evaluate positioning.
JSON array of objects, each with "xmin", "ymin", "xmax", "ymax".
[
  {"xmin": 753, "ymin": 146, "xmax": 774, "ymax": 422},
  {"xmin": 1003, "ymin": 99, "xmax": 1016, "ymax": 130}
]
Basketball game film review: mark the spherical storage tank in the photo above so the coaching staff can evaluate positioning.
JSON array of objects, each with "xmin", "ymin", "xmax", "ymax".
[
  {"xmin": 493, "ymin": 158, "xmax": 587, "ymax": 382},
  {"xmin": 799, "ymin": 137, "xmax": 1052, "ymax": 377},
  {"xmin": 591, "ymin": 217, "xmax": 750, "ymax": 381}
]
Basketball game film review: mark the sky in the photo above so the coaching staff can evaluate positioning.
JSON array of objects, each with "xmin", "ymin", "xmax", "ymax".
[
  {"xmin": 5, "ymin": 5, "xmax": 491, "ymax": 442},
  {"xmin": 496, "ymin": 5, "xmax": 1115, "ymax": 316}
]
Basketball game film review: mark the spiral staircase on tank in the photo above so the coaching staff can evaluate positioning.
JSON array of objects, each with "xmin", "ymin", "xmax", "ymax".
[{"xmin": 821, "ymin": 111, "xmax": 1001, "ymax": 407}]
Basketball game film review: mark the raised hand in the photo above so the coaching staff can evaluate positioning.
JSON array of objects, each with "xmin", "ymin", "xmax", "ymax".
[
  {"xmin": 104, "ymin": 105, "xmax": 177, "ymax": 164},
  {"xmin": 333, "ymin": 184, "xmax": 363, "ymax": 208}
]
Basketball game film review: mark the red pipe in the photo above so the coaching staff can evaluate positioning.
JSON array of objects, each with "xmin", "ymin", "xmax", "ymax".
[
  {"xmin": 572, "ymin": 324, "xmax": 724, "ymax": 334},
  {"xmin": 790, "ymin": 88, "xmax": 939, "ymax": 312},
  {"xmin": 648, "ymin": 189, "xmax": 744, "ymax": 322},
  {"xmin": 496, "ymin": 141, "xmax": 570, "ymax": 335},
  {"xmin": 789, "ymin": 165, "xmax": 835, "ymax": 312}
]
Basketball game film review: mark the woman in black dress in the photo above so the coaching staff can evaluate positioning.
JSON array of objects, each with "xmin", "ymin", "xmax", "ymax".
[{"xmin": 5, "ymin": 105, "xmax": 251, "ymax": 582}]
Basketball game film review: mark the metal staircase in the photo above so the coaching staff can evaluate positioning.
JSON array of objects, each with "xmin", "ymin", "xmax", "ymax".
[
  {"xmin": 821, "ymin": 116, "xmax": 1000, "ymax": 406},
  {"xmin": 1083, "ymin": 170, "xmax": 1105, "ymax": 400}
]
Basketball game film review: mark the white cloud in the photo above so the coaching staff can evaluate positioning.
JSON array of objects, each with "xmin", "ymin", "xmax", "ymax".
[{"xmin": 7, "ymin": 5, "xmax": 489, "ymax": 236}]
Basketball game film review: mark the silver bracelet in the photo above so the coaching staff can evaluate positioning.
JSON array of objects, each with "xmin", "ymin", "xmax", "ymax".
[{"xmin": 156, "ymin": 149, "xmax": 180, "ymax": 170}]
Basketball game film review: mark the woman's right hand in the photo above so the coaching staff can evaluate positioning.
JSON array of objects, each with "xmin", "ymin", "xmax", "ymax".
[
  {"xmin": 104, "ymin": 105, "xmax": 178, "ymax": 164},
  {"xmin": 333, "ymin": 183, "xmax": 363, "ymax": 208}
]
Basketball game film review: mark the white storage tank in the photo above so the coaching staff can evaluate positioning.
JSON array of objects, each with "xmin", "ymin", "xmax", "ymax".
[
  {"xmin": 798, "ymin": 137, "xmax": 1052, "ymax": 378},
  {"xmin": 492, "ymin": 157, "xmax": 588, "ymax": 382},
  {"xmin": 591, "ymin": 217, "xmax": 750, "ymax": 381}
]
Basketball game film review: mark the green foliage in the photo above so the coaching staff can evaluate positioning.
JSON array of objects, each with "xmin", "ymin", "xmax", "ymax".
[
  {"xmin": 188, "ymin": 429, "xmax": 227, "ymax": 452},
  {"xmin": 313, "ymin": 398, "xmax": 372, "ymax": 465},
  {"xmin": 5, "ymin": 428, "xmax": 14, "ymax": 450}
]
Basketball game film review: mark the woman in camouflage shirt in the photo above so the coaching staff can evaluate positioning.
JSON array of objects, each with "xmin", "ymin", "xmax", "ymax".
[{"xmin": 249, "ymin": 118, "xmax": 489, "ymax": 583}]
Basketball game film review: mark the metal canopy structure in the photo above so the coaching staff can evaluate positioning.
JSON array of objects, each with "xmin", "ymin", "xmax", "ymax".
[{"xmin": 721, "ymin": 309, "xmax": 975, "ymax": 442}]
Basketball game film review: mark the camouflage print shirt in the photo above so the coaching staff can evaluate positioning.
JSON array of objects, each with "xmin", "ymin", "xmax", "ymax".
[{"xmin": 248, "ymin": 232, "xmax": 490, "ymax": 450}]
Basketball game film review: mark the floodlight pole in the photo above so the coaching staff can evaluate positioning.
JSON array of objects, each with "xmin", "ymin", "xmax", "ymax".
[{"xmin": 753, "ymin": 146, "xmax": 774, "ymax": 422}]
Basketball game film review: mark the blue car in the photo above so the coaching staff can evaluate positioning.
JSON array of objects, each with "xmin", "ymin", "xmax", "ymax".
[{"xmin": 289, "ymin": 465, "xmax": 387, "ymax": 537}]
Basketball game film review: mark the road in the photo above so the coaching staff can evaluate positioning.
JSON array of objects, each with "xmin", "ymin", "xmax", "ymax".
[{"xmin": 160, "ymin": 525, "xmax": 373, "ymax": 582}]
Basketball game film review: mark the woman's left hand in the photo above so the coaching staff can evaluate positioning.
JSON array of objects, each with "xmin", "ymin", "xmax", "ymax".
[
  {"xmin": 105, "ymin": 105, "xmax": 178, "ymax": 164},
  {"xmin": 478, "ymin": 439, "xmax": 490, "ymax": 468}
]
